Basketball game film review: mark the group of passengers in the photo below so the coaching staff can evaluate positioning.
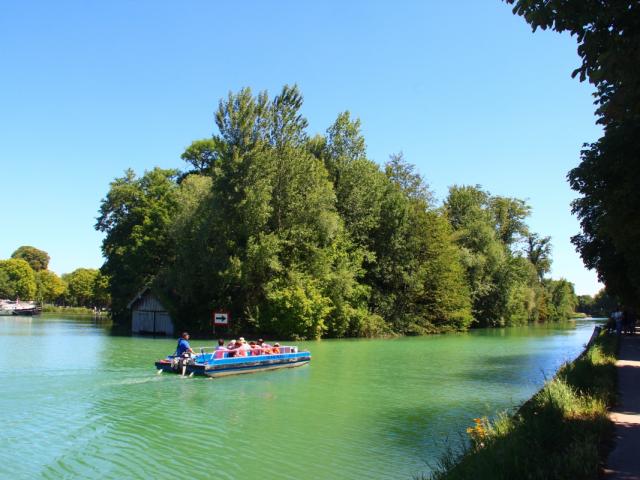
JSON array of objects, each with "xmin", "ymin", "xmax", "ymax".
[
  {"xmin": 175, "ymin": 333, "xmax": 281, "ymax": 360},
  {"xmin": 215, "ymin": 337, "xmax": 281, "ymax": 357}
]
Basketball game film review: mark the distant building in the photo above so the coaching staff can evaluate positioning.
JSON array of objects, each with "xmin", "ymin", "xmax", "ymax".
[{"xmin": 127, "ymin": 287, "xmax": 174, "ymax": 335}]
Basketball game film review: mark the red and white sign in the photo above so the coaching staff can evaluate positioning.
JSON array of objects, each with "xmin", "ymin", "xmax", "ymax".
[{"xmin": 213, "ymin": 311, "xmax": 230, "ymax": 325}]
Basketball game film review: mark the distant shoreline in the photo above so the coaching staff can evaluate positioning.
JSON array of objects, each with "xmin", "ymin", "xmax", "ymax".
[{"xmin": 41, "ymin": 305, "xmax": 110, "ymax": 316}]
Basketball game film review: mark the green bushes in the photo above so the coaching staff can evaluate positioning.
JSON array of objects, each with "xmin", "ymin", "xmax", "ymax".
[
  {"xmin": 41, "ymin": 305, "xmax": 104, "ymax": 315},
  {"xmin": 425, "ymin": 332, "xmax": 617, "ymax": 480}
]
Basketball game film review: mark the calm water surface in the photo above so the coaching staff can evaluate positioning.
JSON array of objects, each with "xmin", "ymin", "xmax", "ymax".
[{"xmin": 0, "ymin": 316, "xmax": 602, "ymax": 479}]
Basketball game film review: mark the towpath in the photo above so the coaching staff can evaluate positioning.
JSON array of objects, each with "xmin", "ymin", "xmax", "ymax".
[{"xmin": 604, "ymin": 335, "xmax": 640, "ymax": 480}]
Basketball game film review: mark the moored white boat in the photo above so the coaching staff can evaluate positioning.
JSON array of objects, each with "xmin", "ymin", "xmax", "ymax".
[
  {"xmin": 0, "ymin": 300, "xmax": 41, "ymax": 316},
  {"xmin": 0, "ymin": 300, "xmax": 18, "ymax": 316}
]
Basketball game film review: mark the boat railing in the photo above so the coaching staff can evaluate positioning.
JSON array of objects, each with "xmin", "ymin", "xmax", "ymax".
[{"xmin": 194, "ymin": 345, "xmax": 300, "ymax": 361}]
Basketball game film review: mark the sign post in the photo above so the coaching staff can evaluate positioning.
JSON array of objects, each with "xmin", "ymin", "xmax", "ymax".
[{"xmin": 212, "ymin": 310, "xmax": 230, "ymax": 334}]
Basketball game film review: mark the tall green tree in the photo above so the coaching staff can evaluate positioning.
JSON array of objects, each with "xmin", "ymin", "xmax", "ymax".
[
  {"xmin": 36, "ymin": 270, "xmax": 67, "ymax": 303},
  {"xmin": 445, "ymin": 185, "xmax": 545, "ymax": 326},
  {"xmin": 93, "ymin": 272, "xmax": 111, "ymax": 309},
  {"xmin": 525, "ymin": 233, "xmax": 552, "ymax": 281},
  {"xmin": 11, "ymin": 246, "xmax": 50, "ymax": 272},
  {"xmin": 385, "ymin": 152, "xmax": 433, "ymax": 205},
  {"xmin": 0, "ymin": 259, "xmax": 37, "ymax": 300},
  {"xmin": 96, "ymin": 167, "xmax": 180, "ymax": 318},
  {"xmin": 505, "ymin": 0, "xmax": 640, "ymax": 305},
  {"xmin": 364, "ymin": 160, "xmax": 472, "ymax": 333},
  {"xmin": 63, "ymin": 268, "xmax": 100, "ymax": 307},
  {"xmin": 181, "ymin": 138, "xmax": 221, "ymax": 174},
  {"xmin": 490, "ymin": 196, "xmax": 530, "ymax": 246},
  {"xmin": 314, "ymin": 112, "xmax": 387, "ymax": 262},
  {"xmin": 543, "ymin": 278, "xmax": 578, "ymax": 321},
  {"xmin": 164, "ymin": 86, "xmax": 367, "ymax": 338}
]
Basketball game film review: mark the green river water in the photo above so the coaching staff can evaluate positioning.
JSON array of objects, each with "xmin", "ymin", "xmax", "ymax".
[{"xmin": 0, "ymin": 316, "xmax": 602, "ymax": 479}]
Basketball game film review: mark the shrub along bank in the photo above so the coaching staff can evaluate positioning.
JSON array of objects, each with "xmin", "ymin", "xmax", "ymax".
[
  {"xmin": 41, "ymin": 305, "xmax": 108, "ymax": 316},
  {"xmin": 425, "ymin": 330, "xmax": 617, "ymax": 480}
]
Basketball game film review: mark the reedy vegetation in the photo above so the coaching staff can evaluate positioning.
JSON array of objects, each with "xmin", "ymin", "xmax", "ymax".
[
  {"xmin": 97, "ymin": 86, "xmax": 577, "ymax": 338},
  {"xmin": 424, "ymin": 332, "xmax": 617, "ymax": 480}
]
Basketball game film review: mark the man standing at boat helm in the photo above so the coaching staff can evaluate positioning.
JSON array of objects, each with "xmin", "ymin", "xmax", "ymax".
[{"xmin": 176, "ymin": 332, "xmax": 195, "ymax": 376}]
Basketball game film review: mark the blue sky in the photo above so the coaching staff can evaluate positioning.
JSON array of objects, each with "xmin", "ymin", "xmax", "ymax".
[{"xmin": 0, "ymin": 1, "xmax": 602, "ymax": 295}]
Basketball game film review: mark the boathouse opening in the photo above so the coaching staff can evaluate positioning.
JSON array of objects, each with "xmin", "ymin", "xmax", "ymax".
[{"xmin": 127, "ymin": 287, "xmax": 174, "ymax": 336}]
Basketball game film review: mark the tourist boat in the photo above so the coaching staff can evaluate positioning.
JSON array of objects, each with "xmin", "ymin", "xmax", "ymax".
[{"xmin": 155, "ymin": 345, "xmax": 311, "ymax": 377}]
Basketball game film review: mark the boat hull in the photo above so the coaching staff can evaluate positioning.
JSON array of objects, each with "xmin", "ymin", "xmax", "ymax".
[
  {"xmin": 13, "ymin": 308, "xmax": 41, "ymax": 316},
  {"xmin": 155, "ymin": 352, "xmax": 311, "ymax": 378}
]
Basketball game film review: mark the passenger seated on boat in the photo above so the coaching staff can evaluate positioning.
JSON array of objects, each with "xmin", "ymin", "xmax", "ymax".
[
  {"xmin": 213, "ymin": 339, "xmax": 227, "ymax": 358},
  {"xmin": 271, "ymin": 343, "xmax": 281, "ymax": 354},
  {"xmin": 249, "ymin": 341, "xmax": 261, "ymax": 355},
  {"xmin": 257, "ymin": 339, "xmax": 272, "ymax": 353},
  {"xmin": 226, "ymin": 340, "xmax": 237, "ymax": 357},
  {"xmin": 228, "ymin": 339, "xmax": 246, "ymax": 357},
  {"xmin": 235, "ymin": 338, "xmax": 251, "ymax": 357}
]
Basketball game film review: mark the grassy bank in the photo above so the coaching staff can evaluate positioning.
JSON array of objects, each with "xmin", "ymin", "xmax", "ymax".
[
  {"xmin": 424, "ymin": 331, "xmax": 617, "ymax": 480},
  {"xmin": 41, "ymin": 305, "xmax": 109, "ymax": 316}
]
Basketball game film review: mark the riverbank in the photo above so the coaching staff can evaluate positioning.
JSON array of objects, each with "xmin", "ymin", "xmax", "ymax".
[{"xmin": 425, "ymin": 329, "xmax": 618, "ymax": 480}]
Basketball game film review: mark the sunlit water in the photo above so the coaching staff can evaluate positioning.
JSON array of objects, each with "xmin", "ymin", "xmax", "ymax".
[{"xmin": 0, "ymin": 316, "xmax": 602, "ymax": 479}]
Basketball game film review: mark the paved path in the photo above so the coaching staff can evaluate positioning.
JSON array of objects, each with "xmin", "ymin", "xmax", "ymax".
[{"xmin": 604, "ymin": 335, "xmax": 640, "ymax": 480}]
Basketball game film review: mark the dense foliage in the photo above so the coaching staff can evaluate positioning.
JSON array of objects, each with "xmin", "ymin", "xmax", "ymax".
[
  {"xmin": 97, "ymin": 86, "xmax": 577, "ymax": 338},
  {"xmin": 0, "ymin": 258, "xmax": 37, "ymax": 300},
  {"xmin": 577, "ymin": 289, "xmax": 618, "ymax": 318},
  {"xmin": 0, "ymin": 246, "xmax": 110, "ymax": 308},
  {"xmin": 505, "ymin": 0, "xmax": 640, "ymax": 305},
  {"xmin": 11, "ymin": 245, "xmax": 50, "ymax": 272}
]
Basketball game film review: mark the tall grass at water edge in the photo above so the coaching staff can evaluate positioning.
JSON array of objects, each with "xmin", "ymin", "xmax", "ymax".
[
  {"xmin": 41, "ymin": 305, "xmax": 108, "ymax": 316},
  {"xmin": 422, "ymin": 332, "xmax": 618, "ymax": 480}
]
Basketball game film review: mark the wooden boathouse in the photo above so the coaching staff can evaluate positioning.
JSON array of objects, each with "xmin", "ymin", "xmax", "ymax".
[{"xmin": 127, "ymin": 287, "xmax": 174, "ymax": 335}]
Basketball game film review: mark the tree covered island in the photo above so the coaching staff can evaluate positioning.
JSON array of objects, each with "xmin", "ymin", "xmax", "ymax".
[{"xmin": 97, "ymin": 86, "xmax": 578, "ymax": 339}]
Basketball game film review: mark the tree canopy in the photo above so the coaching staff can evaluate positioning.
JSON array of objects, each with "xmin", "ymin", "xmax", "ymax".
[
  {"xmin": 0, "ymin": 247, "xmax": 110, "ymax": 308},
  {"xmin": 36, "ymin": 270, "xmax": 67, "ymax": 303},
  {"xmin": 506, "ymin": 0, "xmax": 640, "ymax": 306},
  {"xmin": 11, "ymin": 246, "xmax": 50, "ymax": 272},
  {"xmin": 95, "ymin": 167, "xmax": 180, "ymax": 316},
  {"xmin": 62, "ymin": 268, "xmax": 104, "ymax": 308},
  {"xmin": 0, "ymin": 259, "xmax": 37, "ymax": 300},
  {"xmin": 96, "ymin": 85, "xmax": 577, "ymax": 338}
]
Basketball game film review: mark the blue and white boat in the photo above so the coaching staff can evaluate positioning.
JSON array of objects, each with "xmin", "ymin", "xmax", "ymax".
[{"xmin": 155, "ymin": 345, "xmax": 311, "ymax": 377}]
